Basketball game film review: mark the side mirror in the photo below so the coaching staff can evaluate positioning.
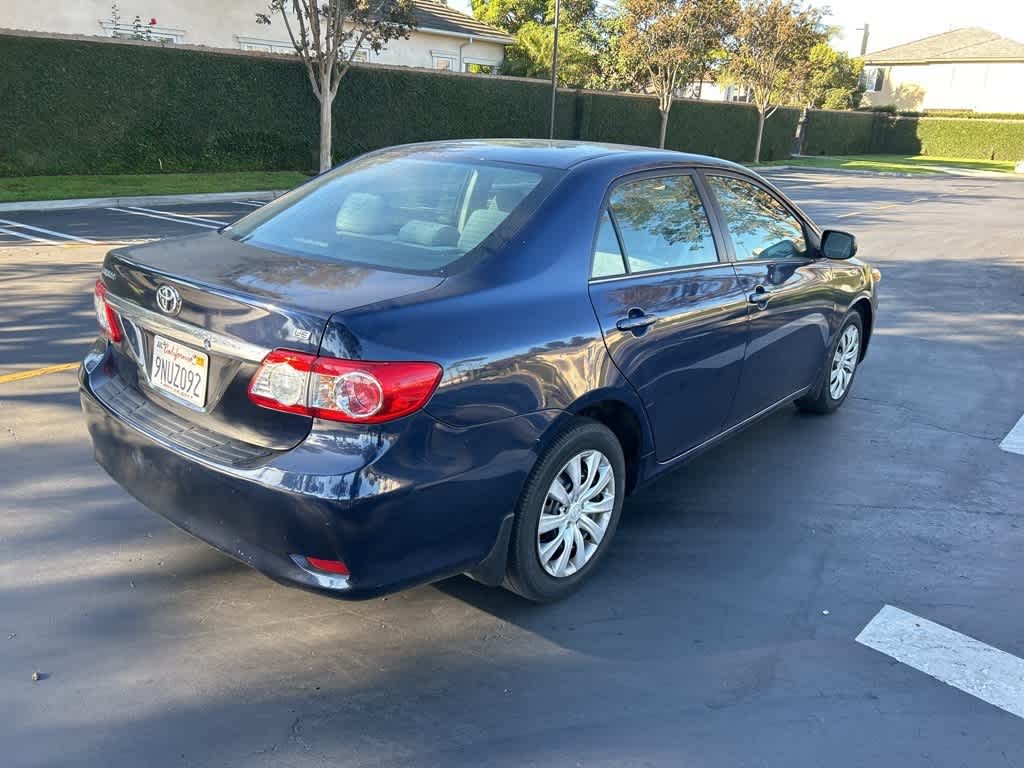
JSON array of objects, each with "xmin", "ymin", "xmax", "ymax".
[{"xmin": 820, "ymin": 229, "xmax": 858, "ymax": 260}]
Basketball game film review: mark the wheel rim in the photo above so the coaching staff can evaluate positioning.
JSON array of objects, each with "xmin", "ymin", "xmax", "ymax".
[
  {"xmin": 829, "ymin": 324, "xmax": 860, "ymax": 400},
  {"xmin": 537, "ymin": 449, "xmax": 615, "ymax": 579}
]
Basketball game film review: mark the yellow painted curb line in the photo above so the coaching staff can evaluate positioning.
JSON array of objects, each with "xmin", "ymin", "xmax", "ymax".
[{"xmin": 0, "ymin": 362, "xmax": 79, "ymax": 385}]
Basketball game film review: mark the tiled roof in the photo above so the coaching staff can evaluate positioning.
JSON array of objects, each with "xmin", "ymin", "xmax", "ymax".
[
  {"xmin": 412, "ymin": 0, "xmax": 514, "ymax": 43},
  {"xmin": 865, "ymin": 27, "xmax": 1024, "ymax": 64}
]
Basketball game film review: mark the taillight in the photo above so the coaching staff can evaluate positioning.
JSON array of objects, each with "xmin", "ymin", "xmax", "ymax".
[
  {"xmin": 303, "ymin": 557, "xmax": 349, "ymax": 575},
  {"xmin": 93, "ymin": 279, "xmax": 122, "ymax": 342},
  {"xmin": 248, "ymin": 349, "xmax": 442, "ymax": 424}
]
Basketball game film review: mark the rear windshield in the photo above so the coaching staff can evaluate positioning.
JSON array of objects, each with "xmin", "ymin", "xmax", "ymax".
[{"xmin": 225, "ymin": 153, "xmax": 559, "ymax": 274}]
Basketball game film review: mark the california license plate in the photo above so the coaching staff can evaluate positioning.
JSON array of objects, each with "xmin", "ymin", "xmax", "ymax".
[{"xmin": 151, "ymin": 335, "xmax": 208, "ymax": 408}]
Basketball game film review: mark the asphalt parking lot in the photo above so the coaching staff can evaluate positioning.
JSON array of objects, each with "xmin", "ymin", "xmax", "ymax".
[{"xmin": 2, "ymin": 169, "xmax": 1023, "ymax": 767}]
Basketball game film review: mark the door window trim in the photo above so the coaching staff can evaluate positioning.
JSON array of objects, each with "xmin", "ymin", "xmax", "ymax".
[
  {"xmin": 698, "ymin": 169, "xmax": 818, "ymax": 264},
  {"xmin": 588, "ymin": 167, "xmax": 729, "ymax": 283}
]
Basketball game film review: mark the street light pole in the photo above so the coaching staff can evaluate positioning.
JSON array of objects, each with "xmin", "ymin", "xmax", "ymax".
[
  {"xmin": 856, "ymin": 23, "xmax": 870, "ymax": 56},
  {"xmin": 548, "ymin": 0, "xmax": 561, "ymax": 140}
]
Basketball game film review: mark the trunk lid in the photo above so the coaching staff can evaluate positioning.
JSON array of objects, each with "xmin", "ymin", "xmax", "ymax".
[{"xmin": 101, "ymin": 232, "xmax": 444, "ymax": 450}]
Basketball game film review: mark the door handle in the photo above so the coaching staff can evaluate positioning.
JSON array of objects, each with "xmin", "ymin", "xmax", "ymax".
[
  {"xmin": 748, "ymin": 286, "xmax": 773, "ymax": 307},
  {"xmin": 616, "ymin": 313, "xmax": 658, "ymax": 332}
]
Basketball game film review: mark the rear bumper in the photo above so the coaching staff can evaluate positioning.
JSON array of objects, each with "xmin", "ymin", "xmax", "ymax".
[{"xmin": 80, "ymin": 346, "xmax": 555, "ymax": 599}]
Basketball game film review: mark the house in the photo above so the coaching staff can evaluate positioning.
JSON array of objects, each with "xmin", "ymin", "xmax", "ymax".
[
  {"xmin": 0, "ymin": 0, "xmax": 513, "ymax": 73},
  {"xmin": 860, "ymin": 27, "xmax": 1024, "ymax": 112}
]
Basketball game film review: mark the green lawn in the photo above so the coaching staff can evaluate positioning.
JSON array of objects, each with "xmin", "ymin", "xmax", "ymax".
[
  {"xmin": 0, "ymin": 171, "xmax": 310, "ymax": 203},
  {"xmin": 757, "ymin": 155, "xmax": 1020, "ymax": 175}
]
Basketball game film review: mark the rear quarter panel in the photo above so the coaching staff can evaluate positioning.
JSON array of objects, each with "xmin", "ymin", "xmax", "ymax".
[{"xmin": 317, "ymin": 167, "xmax": 643, "ymax": 433}]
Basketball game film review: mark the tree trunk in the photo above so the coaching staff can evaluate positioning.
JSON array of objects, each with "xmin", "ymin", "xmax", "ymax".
[
  {"xmin": 754, "ymin": 108, "xmax": 766, "ymax": 163},
  {"xmin": 318, "ymin": 90, "xmax": 333, "ymax": 173},
  {"xmin": 658, "ymin": 104, "xmax": 671, "ymax": 149}
]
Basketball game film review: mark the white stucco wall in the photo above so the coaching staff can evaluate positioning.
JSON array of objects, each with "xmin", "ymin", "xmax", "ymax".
[
  {"xmin": 0, "ymin": 0, "xmax": 506, "ymax": 70},
  {"xmin": 863, "ymin": 62, "xmax": 1024, "ymax": 112}
]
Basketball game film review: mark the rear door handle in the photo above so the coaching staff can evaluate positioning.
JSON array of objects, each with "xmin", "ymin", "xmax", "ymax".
[{"xmin": 616, "ymin": 313, "xmax": 658, "ymax": 332}]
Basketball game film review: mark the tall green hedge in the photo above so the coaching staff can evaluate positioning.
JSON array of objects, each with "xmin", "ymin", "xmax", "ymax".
[
  {"xmin": 803, "ymin": 110, "xmax": 875, "ymax": 155},
  {"xmin": 802, "ymin": 109, "xmax": 1024, "ymax": 160},
  {"xmin": 580, "ymin": 91, "xmax": 798, "ymax": 162},
  {"xmin": 873, "ymin": 116, "xmax": 1024, "ymax": 160},
  {"xmin": 0, "ymin": 33, "xmax": 795, "ymax": 177}
]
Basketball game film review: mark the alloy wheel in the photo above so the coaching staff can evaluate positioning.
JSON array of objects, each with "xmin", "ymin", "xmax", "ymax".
[
  {"xmin": 536, "ymin": 449, "xmax": 615, "ymax": 578},
  {"xmin": 829, "ymin": 324, "xmax": 860, "ymax": 399}
]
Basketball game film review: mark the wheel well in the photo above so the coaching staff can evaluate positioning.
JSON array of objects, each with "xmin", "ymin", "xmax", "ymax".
[
  {"xmin": 577, "ymin": 400, "xmax": 643, "ymax": 495},
  {"xmin": 851, "ymin": 298, "xmax": 873, "ymax": 360}
]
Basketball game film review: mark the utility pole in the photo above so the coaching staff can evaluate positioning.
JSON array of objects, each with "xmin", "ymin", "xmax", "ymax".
[
  {"xmin": 548, "ymin": 0, "xmax": 561, "ymax": 140},
  {"xmin": 856, "ymin": 23, "xmax": 870, "ymax": 56}
]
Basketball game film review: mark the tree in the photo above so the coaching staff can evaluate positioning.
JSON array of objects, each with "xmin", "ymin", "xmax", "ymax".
[
  {"xmin": 726, "ymin": 0, "xmax": 825, "ymax": 162},
  {"xmin": 502, "ymin": 20, "xmax": 600, "ymax": 86},
  {"xmin": 617, "ymin": 0, "xmax": 738, "ymax": 148},
  {"xmin": 791, "ymin": 42, "xmax": 863, "ymax": 110},
  {"xmin": 257, "ymin": 0, "xmax": 416, "ymax": 172},
  {"xmin": 471, "ymin": 0, "xmax": 595, "ymax": 35},
  {"xmin": 474, "ymin": 0, "xmax": 604, "ymax": 88}
]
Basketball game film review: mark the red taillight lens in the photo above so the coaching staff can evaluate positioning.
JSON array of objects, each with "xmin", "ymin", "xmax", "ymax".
[
  {"xmin": 93, "ymin": 279, "xmax": 122, "ymax": 342},
  {"xmin": 304, "ymin": 557, "xmax": 349, "ymax": 575},
  {"xmin": 247, "ymin": 349, "xmax": 442, "ymax": 424}
]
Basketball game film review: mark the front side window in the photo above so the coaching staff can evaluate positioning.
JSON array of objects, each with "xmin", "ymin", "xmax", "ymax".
[
  {"xmin": 606, "ymin": 175, "xmax": 719, "ymax": 273},
  {"xmin": 706, "ymin": 176, "xmax": 807, "ymax": 262},
  {"xmin": 226, "ymin": 154, "xmax": 557, "ymax": 273}
]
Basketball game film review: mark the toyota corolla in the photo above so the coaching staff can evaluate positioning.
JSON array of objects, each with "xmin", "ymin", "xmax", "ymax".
[{"xmin": 81, "ymin": 140, "xmax": 878, "ymax": 602}]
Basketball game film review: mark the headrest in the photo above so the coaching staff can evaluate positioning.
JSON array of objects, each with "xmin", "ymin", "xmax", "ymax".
[
  {"xmin": 398, "ymin": 220, "xmax": 459, "ymax": 247},
  {"xmin": 335, "ymin": 193, "xmax": 391, "ymax": 234},
  {"xmin": 458, "ymin": 208, "xmax": 508, "ymax": 250}
]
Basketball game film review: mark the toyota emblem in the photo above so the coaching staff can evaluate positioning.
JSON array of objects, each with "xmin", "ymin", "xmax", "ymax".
[{"xmin": 155, "ymin": 284, "xmax": 182, "ymax": 316}]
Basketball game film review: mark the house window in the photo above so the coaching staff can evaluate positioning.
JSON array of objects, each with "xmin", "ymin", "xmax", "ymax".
[
  {"xmin": 862, "ymin": 67, "xmax": 885, "ymax": 92},
  {"xmin": 463, "ymin": 59, "xmax": 498, "ymax": 75},
  {"xmin": 724, "ymin": 85, "xmax": 752, "ymax": 103},
  {"xmin": 237, "ymin": 36, "xmax": 295, "ymax": 54},
  {"xmin": 431, "ymin": 51, "xmax": 456, "ymax": 71}
]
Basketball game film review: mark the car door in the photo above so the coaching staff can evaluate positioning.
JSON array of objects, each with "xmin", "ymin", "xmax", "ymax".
[
  {"xmin": 702, "ymin": 172, "xmax": 834, "ymax": 425},
  {"xmin": 588, "ymin": 170, "xmax": 750, "ymax": 462}
]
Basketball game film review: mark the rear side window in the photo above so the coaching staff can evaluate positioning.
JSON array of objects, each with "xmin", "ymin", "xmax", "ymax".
[
  {"xmin": 592, "ymin": 211, "xmax": 627, "ymax": 278},
  {"xmin": 226, "ymin": 154, "xmax": 557, "ymax": 274},
  {"xmin": 706, "ymin": 175, "xmax": 808, "ymax": 261},
  {"xmin": 605, "ymin": 175, "xmax": 718, "ymax": 273}
]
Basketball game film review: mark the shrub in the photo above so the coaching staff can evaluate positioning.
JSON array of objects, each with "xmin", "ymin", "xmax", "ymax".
[{"xmin": 0, "ymin": 32, "xmax": 795, "ymax": 176}]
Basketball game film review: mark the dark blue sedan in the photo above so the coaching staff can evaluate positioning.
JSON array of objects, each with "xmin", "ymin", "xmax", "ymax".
[{"xmin": 81, "ymin": 140, "xmax": 879, "ymax": 602}]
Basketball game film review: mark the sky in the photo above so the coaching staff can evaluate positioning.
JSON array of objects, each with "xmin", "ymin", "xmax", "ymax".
[
  {"xmin": 824, "ymin": 0, "xmax": 1024, "ymax": 57},
  {"xmin": 448, "ymin": 0, "xmax": 1024, "ymax": 57}
]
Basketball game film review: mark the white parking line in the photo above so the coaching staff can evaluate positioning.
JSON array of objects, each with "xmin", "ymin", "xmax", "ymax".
[
  {"xmin": 235, "ymin": 201, "xmax": 264, "ymax": 207},
  {"xmin": 999, "ymin": 414, "xmax": 1024, "ymax": 455},
  {"xmin": 0, "ymin": 217, "xmax": 98, "ymax": 244},
  {"xmin": 0, "ymin": 226, "xmax": 62, "ymax": 245},
  {"xmin": 857, "ymin": 605, "xmax": 1024, "ymax": 720},
  {"xmin": 124, "ymin": 206, "xmax": 230, "ymax": 226},
  {"xmin": 106, "ymin": 207, "xmax": 220, "ymax": 229}
]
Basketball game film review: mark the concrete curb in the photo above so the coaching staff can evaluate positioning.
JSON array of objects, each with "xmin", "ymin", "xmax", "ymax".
[
  {"xmin": 0, "ymin": 189, "xmax": 287, "ymax": 213},
  {"xmin": 756, "ymin": 164, "xmax": 1021, "ymax": 180},
  {"xmin": 757, "ymin": 165, "xmax": 927, "ymax": 178}
]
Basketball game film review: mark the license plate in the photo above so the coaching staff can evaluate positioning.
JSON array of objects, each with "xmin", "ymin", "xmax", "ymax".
[{"xmin": 151, "ymin": 335, "xmax": 208, "ymax": 408}]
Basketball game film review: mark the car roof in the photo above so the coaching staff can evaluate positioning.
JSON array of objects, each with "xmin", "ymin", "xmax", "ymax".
[{"xmin": 372, "ymin": 138, "xmax": 748, "ymax": 172}]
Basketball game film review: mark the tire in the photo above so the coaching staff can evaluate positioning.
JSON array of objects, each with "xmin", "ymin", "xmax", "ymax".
[
  {"xmin": 504, "ymin": 418, "xmax": 626, "ymax": 603},
  {"xmin": 796, "ymin": 311, "xmax": 864, "ymax": 414}
]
